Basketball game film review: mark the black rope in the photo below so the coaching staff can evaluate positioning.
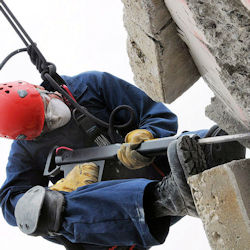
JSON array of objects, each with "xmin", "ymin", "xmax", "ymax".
[
  {"xmin": 0, "ymin": 48, "xmax": 27, "ymax": 70},
  {"xmin": 108, "ymin": 105, "xmax": 136, "ymax": 142},
  {"xmin": 0, "ymin": 5, "xmax": 28, "ymax": 46},
  {"xmin": 0, "ymin": 0, "xmax": 46, "ymax": 63},
  {"xmin": 27, "ymin": 45, "xmax": 56, "ymax": 76}
]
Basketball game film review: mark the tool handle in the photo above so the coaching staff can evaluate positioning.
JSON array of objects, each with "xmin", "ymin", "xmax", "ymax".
[{"xmin": 44, "ymin": 136, "xmax": 177, "ymax": 177}]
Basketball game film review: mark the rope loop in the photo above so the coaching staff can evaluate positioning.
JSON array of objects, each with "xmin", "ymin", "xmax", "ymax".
[
  {"xmin": 41, "ymin": 63, "xmax": 56, "ymax": 81},
  {"xmin": 27, "ymin": 44, "xmax": 43, "ymax": 72},
  {"xmin": 27, "ymin": 44, "xmax": 56, "ymax": 80}
]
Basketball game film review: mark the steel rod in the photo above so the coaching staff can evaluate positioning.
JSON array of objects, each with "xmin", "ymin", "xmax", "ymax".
[{"xmin": 198, "ymin": 133, "xmax": 250, "ymax": 144}]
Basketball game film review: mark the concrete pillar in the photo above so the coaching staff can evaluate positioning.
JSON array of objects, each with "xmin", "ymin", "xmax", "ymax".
[
  {"xmin": 188, "ymin": 159, "xmax": 250, "ymax": 250},
  {"xmin": 122, "ymin": 0, "xmax": 200, "ymax": 103}
]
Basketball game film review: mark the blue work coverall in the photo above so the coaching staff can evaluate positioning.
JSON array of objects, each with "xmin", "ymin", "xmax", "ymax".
[{"xmin": 0, "ymin": 71, "xmax": 205, "ymax": 249}]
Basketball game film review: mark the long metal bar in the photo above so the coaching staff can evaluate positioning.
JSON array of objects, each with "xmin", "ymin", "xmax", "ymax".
[{"xmin": 198, "ymin": 132, "xmax": 250, "ymax": 144}]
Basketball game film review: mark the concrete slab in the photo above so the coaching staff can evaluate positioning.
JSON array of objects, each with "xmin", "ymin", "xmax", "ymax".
[
  {"xmin": 122, "ymin": 0, "xmax": 200, "ymax": 103},
  {"xmin": 122, "ymin": 0, "xmax": 171, "ymax": 36},
  {"xmin": 188, "ymin": 159, "xmax": 250, "ymax": 250},
  {"xmin": 164, "ymin": 0, "xmax": 250, "ymax": 131}
]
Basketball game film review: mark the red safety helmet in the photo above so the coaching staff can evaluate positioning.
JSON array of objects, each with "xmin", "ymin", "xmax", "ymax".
[{"xmin": 0, "ymin": 81, "xmax": 45, "ymax": 140}]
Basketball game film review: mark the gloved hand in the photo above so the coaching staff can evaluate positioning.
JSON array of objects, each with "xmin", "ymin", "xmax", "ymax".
[
  {"xmin": 117, "ymin": 129, "xmax": 155, "ymax": 169},
  {"xmin": 50, "ymin": 162, "xmax": 99, "ymax": 192}
]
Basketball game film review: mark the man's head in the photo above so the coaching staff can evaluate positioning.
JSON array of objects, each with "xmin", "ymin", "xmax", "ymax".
[{"xmin": 0, "ymin": 81, "xmax": 71, "ymax": 140}]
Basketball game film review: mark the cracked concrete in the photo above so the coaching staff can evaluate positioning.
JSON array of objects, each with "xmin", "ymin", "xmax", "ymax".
[
  {"xmin": 164, "ymin": 0, "xmax": 250, "ymax": 139},
  {"xmin": 122, "ymin": 0, "xmax": 200, "ymax": 103}
]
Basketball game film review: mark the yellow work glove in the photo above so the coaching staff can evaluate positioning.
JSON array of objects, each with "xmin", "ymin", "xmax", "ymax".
[
  {"xmin": 50, "ymin": 162, "xmax": 99, "ymax": 192},
  {"xmin": 117, "ymin": 129, "xmax": 155, "ymax": 169}
]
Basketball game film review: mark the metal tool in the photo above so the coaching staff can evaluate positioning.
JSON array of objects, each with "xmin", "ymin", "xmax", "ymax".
[{"xmin": 44, "ymin": 132, "xmax": 250, "ymax": 179}]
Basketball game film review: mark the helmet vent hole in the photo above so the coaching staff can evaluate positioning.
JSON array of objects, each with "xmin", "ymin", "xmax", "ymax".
[
  {"xmin": 8, "ymin": 85, "xmax": 13, "ymax": 88},
  {"xmin": 0, "ymin": 87, "xmax": 3, "ymax": 90},
  {"xmin": 5, "ymin": 90, "xmax": 10, "ymax": 94}
]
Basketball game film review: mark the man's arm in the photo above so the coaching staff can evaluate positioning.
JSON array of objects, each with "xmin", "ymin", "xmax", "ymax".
[{"xmin": 62, "ymin": 71, "xmax": 178, "ymax": 139}]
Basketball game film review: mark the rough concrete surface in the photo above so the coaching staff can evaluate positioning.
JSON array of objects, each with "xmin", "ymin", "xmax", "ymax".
[
  {"xmin": 164, "ymin": 0, "xmax": 250, "ymax": 133},
  {"xmin": 206, "ymin": 97, "xmax": 250, "ymax": 148},
  {"xmin": 188, "ymin": 159, "xmax": 250, "ymax": 250},
  {"xmin": 122, "ymin": 0, "xmax": 200, "ymax": 103}
]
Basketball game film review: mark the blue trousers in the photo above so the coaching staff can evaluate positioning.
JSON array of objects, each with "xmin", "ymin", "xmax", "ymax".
[{"xmin": 59, "ymin": 179, "xmax": 159, "ymax": 248}]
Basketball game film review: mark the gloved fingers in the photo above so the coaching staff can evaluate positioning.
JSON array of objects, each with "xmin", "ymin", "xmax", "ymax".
[
  {"xmin": 50, "ymin": 178, "xmax": 73, "ymax": 192},
  {"xmin": 128, "ymin": 148, "xmax": 155, "ymax": 169},
  {"xmin": 74, "ymin": 163, "xmax": 99, "ymax": 185},
  {"xmin": 125, "ymin": 129, "xmax": 154, "ymax": 143},
  {"xmin": 50, "ymin": 162, "xmax": 99, "ymax": 192},
  {"xmin": 118, "ymin": 143, "xmax": 149, "ymax": 168},
  {"xmin": 77, "ymin": 163, "xmax": 99, "ymax": 179},
  {"xmin": 117, "ymin": 143, "xmax": 154, "ymax": 169},
  {"xmin": 117, "ymin": 144, "xmax": 131, "ymax": 168},
  {"xmin": 67, "ymin": 162, "xmax": 99, "ymax": 188}
]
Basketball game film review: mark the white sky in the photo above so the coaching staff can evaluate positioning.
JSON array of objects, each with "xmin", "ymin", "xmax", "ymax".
[{"xmin": 0, "ymin": 0, "xmax": 246, "ymax": 249}]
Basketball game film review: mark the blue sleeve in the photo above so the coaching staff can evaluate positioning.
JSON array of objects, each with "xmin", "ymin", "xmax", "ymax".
[
  {"xmin": 63, "ymin": 71, "xmax": 178, "ymax": 138},
  {"xmin": 0, "ymin": 141, "xmax": 49, "ymax": 226}
]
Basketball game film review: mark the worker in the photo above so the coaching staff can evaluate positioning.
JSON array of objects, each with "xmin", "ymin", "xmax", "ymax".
[{"xmin": 0, "ymin": 71, "xmax": 245, "ymax": 249}]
